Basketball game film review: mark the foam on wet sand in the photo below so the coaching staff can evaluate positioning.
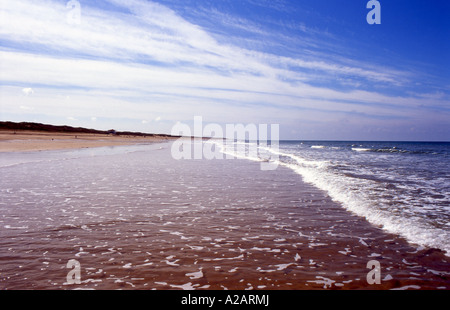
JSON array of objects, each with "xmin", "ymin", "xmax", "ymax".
[{"xmin": 0, "ymin": 142, "xmax": 449, "ymax": 289}]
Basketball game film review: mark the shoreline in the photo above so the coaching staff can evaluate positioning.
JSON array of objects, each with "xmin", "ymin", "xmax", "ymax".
[
  {"xmin": 0, "ymin": 130, "xmax": 176, "ymax": 152},
  {"xmin": 1, "ymin": 143, "xmax": 449, "ymax": 290}
]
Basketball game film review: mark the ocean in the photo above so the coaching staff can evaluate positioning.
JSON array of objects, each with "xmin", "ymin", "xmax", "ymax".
[
  {"xmin": 0, "ymin": 141, "xmax": 449, "ymax": 289},
  {"xmin": 239, "ymin": 140, "xmax": 450, "ymax": 256}
]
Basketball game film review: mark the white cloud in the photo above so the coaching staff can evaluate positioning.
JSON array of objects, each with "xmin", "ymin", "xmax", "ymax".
[
  {"xmin": 0, "ymin": 0, "xmax": 405, "ymax": 85},
  {"xmin": 22, "ymin": 87, "xmax": 34, "ymax": 96},
  {"xmin": 0, "ymin": 0, "xmax": 448, "ymax": 139},
  {"xmin": 0, "ymin": 51, "xmax": 422, "ymax": 112}
]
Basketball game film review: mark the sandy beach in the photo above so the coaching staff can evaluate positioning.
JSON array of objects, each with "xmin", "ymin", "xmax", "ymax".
[{"xmin": 0, "ymin": 130, "xmax": 174, "ymax": 152}]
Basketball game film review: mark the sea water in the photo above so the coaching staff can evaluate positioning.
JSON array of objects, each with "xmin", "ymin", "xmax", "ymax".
[
  {"xmin": 227, "ymin": 140, "xmax": 450, "ymax": 256},
  {"xmin": 0, "ymin": 141, "xmax": 449, "ymax": 289}
]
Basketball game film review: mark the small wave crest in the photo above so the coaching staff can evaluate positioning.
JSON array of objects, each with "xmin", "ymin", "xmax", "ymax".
[
  {"xmin": 352, "ymin": 148, "xmax": 372, "ymax": 152},
  {"xmin": 352, "ymin": 146, "xmax": 442, "ymax": 155}
]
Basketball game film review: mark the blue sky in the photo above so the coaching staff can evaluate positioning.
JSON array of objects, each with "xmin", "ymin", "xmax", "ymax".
[{"xmin": 0, "ymin": 0, "xmax": 449, "ymax": 140}]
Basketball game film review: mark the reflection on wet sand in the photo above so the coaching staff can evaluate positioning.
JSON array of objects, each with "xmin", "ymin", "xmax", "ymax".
[{"xmin": 0, "ymin": 143, "xmax": 449, "ymax": 289}]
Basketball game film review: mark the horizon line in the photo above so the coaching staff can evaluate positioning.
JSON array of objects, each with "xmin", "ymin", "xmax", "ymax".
[{"xmin": 1, "ymin": 120, "xmax": 448, "ymax": 143}]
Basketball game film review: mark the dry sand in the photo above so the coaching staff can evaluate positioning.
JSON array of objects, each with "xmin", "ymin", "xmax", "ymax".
[{"xmin": 0, "ymin": 130, "xmax": 174, "ymax": 152}]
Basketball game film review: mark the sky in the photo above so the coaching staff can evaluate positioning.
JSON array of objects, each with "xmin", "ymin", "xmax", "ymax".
[{"xmin": 0, "ymin": 0, "xmax": 449, "ymax": 141}]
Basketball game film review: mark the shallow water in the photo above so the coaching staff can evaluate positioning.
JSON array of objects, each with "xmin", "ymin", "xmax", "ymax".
[{"xmin": 0, "ymin": 142, "xmax": 449, "ymax": 289}]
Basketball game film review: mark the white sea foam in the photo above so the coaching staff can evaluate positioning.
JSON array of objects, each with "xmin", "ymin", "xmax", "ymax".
[
  {"xmin": 352, "ymin": 148, "xmax": 372, "ymax": 152},
  {"xmin": 169, "ymin": 282, "xmax": 196, "ymax": 290},
  {"xmin": 286, "ymin": 160, "xmax": 450, "ymax": 256},
  {"xmin": 219, "ymin": 142, "xmax": 450, "ymax": 256},
  {"xmin": 186, "ymin": 269, "xmax": 203, "ymax": 280}
]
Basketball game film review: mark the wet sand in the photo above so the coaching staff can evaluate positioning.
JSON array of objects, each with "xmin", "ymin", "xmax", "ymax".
[
  {"xmin": 0, "ymin": 143, "xmax": 449, "ymax": 290},
  {"xmin": 0, "ymin": 130, "xmax": 173, "ymax": 152}
]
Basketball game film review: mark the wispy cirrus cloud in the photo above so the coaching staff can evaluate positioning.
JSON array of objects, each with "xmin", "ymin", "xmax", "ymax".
[{"xmin": 0, "ymin": 0, "xmax": 448, "ymax": 140}]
